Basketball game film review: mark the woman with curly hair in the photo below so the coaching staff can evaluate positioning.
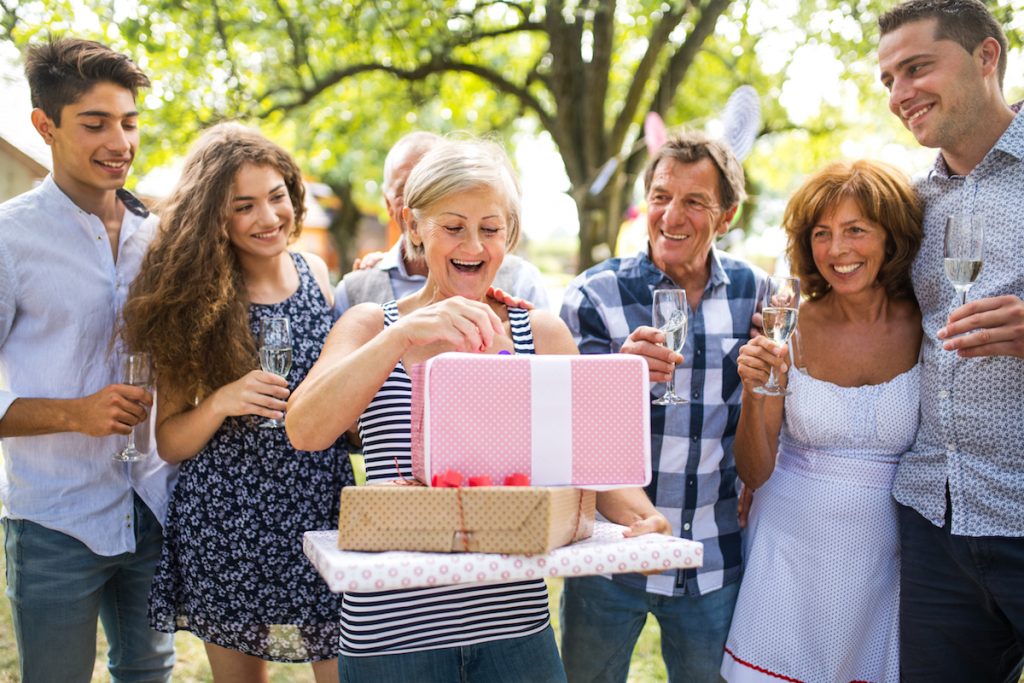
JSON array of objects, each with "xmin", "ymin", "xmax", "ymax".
[
  {"xmin": 720, "ymin": 160, "xmax": 923, "ymax": 683},
  {"xmin": 123, "ymin": 122, "xmax": 350, "ymax": 683}
]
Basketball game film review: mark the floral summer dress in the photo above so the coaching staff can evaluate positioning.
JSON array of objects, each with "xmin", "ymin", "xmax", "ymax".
[{"xmin": 149, "ymin": 252, "xmax": 352, "ymax": 661}]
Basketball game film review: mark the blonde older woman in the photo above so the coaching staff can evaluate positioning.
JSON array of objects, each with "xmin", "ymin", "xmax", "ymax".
[{"xmin": 288, "ymin": 138, "xmax": 667, "ymax": 683}]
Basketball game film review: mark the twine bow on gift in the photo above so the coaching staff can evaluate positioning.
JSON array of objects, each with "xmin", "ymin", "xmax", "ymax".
[{"xmin": 424, "ymin": 469, "xmax": 589, "ymax": 553}]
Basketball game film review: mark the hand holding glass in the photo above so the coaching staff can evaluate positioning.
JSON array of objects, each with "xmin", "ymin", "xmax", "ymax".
[
  {"xmin": 113, "ymin": 352, "xmax": 152, "ymax": 462},
  {"xmin": 651, "ymin": 289, "xmax": 688, "ymax": 406},
  {"xmin": 754, "ymin": 276, "xmax": 800, "ymax": 397},
  {"xmin": 259, "ymin": 317, "xmax": 292, "ymax": 429},
  {"xmin": 943, "ymin": 213, "xmax": 983, "ymax": 308}
]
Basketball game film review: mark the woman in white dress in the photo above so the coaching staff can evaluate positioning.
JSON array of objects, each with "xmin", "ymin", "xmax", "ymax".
[{"xmin": 721, "ymin": 160, "xmax": 923, "ymax": 683}]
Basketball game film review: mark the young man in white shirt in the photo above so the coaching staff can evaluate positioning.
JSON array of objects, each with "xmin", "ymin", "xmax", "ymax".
[{"xmin": 0, "ymin": 37, "xmax": 176, "ymax": 682}]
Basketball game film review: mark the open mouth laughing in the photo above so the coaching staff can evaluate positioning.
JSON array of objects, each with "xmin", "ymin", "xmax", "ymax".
[{"xmin": 451, "ymin": 258, "xmax": 484, "ymax": 273}]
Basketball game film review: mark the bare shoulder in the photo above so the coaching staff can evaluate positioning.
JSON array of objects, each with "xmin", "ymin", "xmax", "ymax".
[
  {"xmin": 300, "ymin": 251, "xmax": 334, "ymax": 306},
  {"xmin": 529, "ymin": 309, "xmax": 579, "ymax": 355},
  {"xmin": 327, "ymin": 302, "xmax": 386, "ymax": 350}
]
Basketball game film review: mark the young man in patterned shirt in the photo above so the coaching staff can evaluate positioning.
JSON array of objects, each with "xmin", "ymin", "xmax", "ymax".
[
  {"xmin": 878, "ymin": 1, "xmax": 1024, "ymax": 679},
  {"xmin": 559, "ymin": 131, "xmax": 767, "ymax": 682}
]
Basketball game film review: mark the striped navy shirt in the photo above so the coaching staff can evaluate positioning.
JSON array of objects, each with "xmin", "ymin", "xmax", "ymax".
[
  {"xmin": 345, "ymin": 301, "xmax": 548, "ymax": 656},
  {"xmin": 560, "ymin": 248, "xmax": 767, "ymax": 597}
]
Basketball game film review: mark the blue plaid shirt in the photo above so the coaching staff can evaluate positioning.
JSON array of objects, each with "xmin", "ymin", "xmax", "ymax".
[{"xmin": 560, "ymin": 247, "xmax": 767, "ymax": 597}]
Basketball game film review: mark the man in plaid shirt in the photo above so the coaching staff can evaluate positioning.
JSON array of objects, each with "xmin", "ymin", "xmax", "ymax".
[{"xmin": 559, "ymin": 131, "xmax": 767, "ymax": 682}]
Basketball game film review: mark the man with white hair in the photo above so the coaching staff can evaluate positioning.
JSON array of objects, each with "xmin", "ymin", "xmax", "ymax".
[{"xmin": 334, "ymin": 131, "xmax": 548, "ymax": 315}]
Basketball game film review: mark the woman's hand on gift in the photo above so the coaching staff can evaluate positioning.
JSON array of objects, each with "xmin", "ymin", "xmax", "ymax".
[
  {"xmin": 396, "ymin": 296, "xmax": 506, "ymax": 353},
  {"xmin": 737, "ymin": 336, "xmax": 788, "ymax": 396},
  {"xmin": 622, "ymin": 509, "xmax": 672, "ymax": 538},
  {"xmin": 210, "ymin": 370, "xmax": 290, "ymax": 420},
  {"xmin": 622, "ymin": 326, "xmax": 684, "ymax": 383}
]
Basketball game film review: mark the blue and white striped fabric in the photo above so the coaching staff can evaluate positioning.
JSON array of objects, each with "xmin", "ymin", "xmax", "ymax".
[
  {"xmin": 560, "ymin": 247, "xmax": 767, "ymax": 597},
  {"xmin": 346, "ymin": 301, "xmax": 549, "ymax": 656}
]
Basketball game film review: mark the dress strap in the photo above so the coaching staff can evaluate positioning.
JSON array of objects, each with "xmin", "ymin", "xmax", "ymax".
[
  {"xmin": 381, "ymin": 300, "xmax": 400, "ymax": 327},
  {"xmin": 507, "ymin": 307, "xmax": 535, "ymax": 355}
]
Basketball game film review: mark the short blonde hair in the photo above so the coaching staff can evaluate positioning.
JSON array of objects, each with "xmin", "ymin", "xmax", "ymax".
[
  {"xmin": 784, "ymin": 160, "xmax": 922, "ymax": 301},
  {"xmin": 403, "ymin": 137, "xmax": 521, "ymax": 257}
]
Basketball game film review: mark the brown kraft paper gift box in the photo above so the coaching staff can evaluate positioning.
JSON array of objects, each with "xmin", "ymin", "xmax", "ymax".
[{"xmin": 338, "ymin": 486, "xmax": 596, "ymax": 554}]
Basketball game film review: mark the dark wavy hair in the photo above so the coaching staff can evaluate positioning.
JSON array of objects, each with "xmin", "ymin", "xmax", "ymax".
[
  {"xmin": 24, "ymin": 36, "xmax": 150, "ymax": 124},
  {"xmin": 879, "ymin": 0, "xmax": 1008, "ymax": 89},
  {"xmin": 784, "ymin": 160, "xmax": 922, "ymax": 301},
  {"xmin": 123, "ymin": 123, "xmax": 306, "ymax": 401}
]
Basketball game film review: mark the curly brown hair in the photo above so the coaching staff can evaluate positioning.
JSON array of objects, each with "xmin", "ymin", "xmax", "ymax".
[
  {"xmin": 123, "ymin": 123, "xmax": 306, "ymax": 400},
  {"xmin": 784, "ymin": 160, "xmax": 922, "ymax": 301}
]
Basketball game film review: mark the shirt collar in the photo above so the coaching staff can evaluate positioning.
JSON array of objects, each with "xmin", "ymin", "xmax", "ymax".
[
  {"xmin": 929, "ymin": 103, "xmax": 1024, "ymax": 180},
  {"xmin": 38, "ymin": 174, "xmax": 149, "ymax": 218},
  {"xmin": 638, "ymin": 244, "xmax": 731, "ymax": 291},
  {"xmin": 378, "ymin": 239, "xmax": 406, "ymax": 273}
]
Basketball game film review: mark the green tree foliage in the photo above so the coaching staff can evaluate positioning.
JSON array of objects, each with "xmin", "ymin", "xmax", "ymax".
[{"xmin": 3, "ymin": 0, "xmax": 1021, "ymax": 271}]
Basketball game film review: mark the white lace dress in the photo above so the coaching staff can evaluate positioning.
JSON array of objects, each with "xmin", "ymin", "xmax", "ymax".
[{"xmin": 721, "ymin": 364, "xmax": 919, "ymax": 683}]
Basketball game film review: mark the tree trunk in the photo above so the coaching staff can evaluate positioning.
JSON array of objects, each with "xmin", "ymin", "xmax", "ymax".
[{"xmin": 325, "ymin": 180, "xmax": 363, "ymax": 276}]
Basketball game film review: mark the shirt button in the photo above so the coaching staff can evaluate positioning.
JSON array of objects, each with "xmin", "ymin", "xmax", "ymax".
[
  {"xmin": 692, "ymin": 391, "xmax": 699, "ymax": 400},
  {"xmin": 683, "ymin": 523, "xmax": 691, "ymax": 531},
  {"xmin": 938, "ymin": 389, "xmax": 950, "ymax": 399},
  {"xmin": 696, "ymin": 349, "xmax": 702, "ymax": 356},
  {"xmin": 691, "ymin": 435, "xmax": 699, "ymax": 443}
]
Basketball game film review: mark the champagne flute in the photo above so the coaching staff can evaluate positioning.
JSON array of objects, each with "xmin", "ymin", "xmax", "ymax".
[
  {"xmin": 651, "ymin": 288, "xmax": 689, "ymax": 406},
  {"xmin": 258, "ymin": 317, "xmax": 292, "ymax": 429},
  {"xmin": 754, "ymin": 276, "xmax": 800, "ymax": 397},
  {"xmin": 943, "ymin": 213, "xmax": 983, "ymax": 308},
  {"xmin": 113, "ymin": 352, "xmax": 152, "ymax": 462}
]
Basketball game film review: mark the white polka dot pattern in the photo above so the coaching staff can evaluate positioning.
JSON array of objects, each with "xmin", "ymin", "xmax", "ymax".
[
  {"xmin": 411, "ymin": 353, "xmax": 650, "ymax": 486},
  {"xmin": 571, "ymin": 357, "xmax": 648, "ymax": 484},
  {"xmin": 305, "ymin": 521, "xmax": 703, "ymax": 593}
]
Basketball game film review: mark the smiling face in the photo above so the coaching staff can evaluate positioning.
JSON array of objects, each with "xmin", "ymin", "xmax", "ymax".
[
  {"xmin": 878, "ymin": 18, "xmax": 991, "ymax": 157},
  {"xmin": 810, "ymin": 196, "xmax": 889, "ymax": 297},
  {"xmin": 646, "ymin": 157, "xmax": 735, "ymax": 283},
  {"xmin": 35, "ymin": 81, "xmax": 139, "ymax": 205},
  {"xmin": 228, "ymin": 164, "xmax": 294, "ymax": 264},
  {"xmin": 408, "ymin": 186, "xmax": 509, "ymax": 301}
]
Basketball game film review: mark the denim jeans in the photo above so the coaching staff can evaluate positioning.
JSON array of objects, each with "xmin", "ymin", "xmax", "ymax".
[
  {"xmin": 339, "ymin": 625, "xmax": 566, "ymax": 683},
  {"xmin": 560, "ymin": 575, "xmax": 738, "ymax": 683},
  {"xmin": 899, "ymin": 502, "xmax": 1024, "ymax": 683},
  {"xmin": 3, "ymin": 494, "xmax": 175, "ymax": 683}
]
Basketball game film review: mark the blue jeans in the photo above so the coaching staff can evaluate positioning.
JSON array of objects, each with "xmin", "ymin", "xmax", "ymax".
[
  {"xmin": 3, "ymin": 494, "xmax": 175, "ymax": 683},
  {"xmin": 560, "ymin": 575, "xmax": 738, "ymax": 683},
  {"xmin": 339, "ymin": 625, "xmax": 566, "ymax": 683},
  {"xmin": 899, "ymin": 502, "xmax": 1024, "ymax": 682}
]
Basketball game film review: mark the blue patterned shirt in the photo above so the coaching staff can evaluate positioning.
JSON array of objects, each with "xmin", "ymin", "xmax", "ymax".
[
  {"xmin": 893, "ymin": 109, "xmax": 1024, "ymax": 537},
  {"xmin": 560, "ymin": 247, "xmax": 767, "ymax": 596}
]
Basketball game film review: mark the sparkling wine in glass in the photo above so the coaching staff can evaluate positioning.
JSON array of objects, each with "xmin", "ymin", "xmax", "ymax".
[
  {"xmin": 113, "ymin": 352, "xmax": 152, "ymax": 462},
  {"xmin": 943, "ymin": 213, "xmax": 983, "ymax": 308},
  {"xmin": 754, "ymin": 276, "xmax": 800, "ymax": 397},
  {"xmin": 259, "ymin": 316, "xmax": 292, "ymax": 429},
  {"xmin": 651, "ymin": 288, "xmax": 689, "ymax": 406}
]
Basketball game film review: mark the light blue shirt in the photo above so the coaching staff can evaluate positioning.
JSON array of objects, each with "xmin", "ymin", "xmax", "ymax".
[
  {"xmin": 333, "ymin": 240, "xmax": 550, "ymax": 317},
  {"xmin": 894, "ymin": 109, "xmax": 1024, "ymax": 537},
  {"xmin": 0, "ymin": 176, "xmax": 177, "ymax": 555}
]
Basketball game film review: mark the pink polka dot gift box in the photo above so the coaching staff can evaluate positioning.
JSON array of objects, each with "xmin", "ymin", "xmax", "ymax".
[
  {"xmin": 304, "ymin": 520, "xmax": 703, "ymax": 593},
  {"xmin": 410, "ymin": 353, "xmax": 651, "ymax": 488}
]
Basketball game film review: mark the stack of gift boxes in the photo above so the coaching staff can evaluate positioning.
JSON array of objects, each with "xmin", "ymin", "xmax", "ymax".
[{"xmin": 338, "ymin": 352, "xmax": 652, "ymax": 555}]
